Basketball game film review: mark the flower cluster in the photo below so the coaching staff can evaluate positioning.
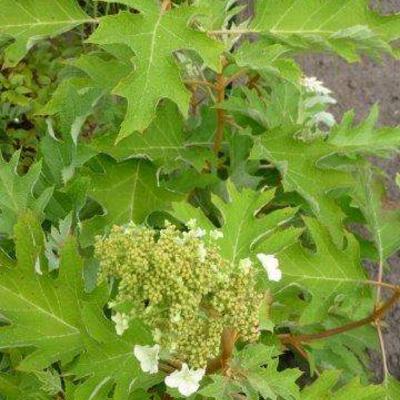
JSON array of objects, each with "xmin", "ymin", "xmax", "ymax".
[{"xmin": 95, "ymin": 221, "xmax": 265, "ymax": 370}]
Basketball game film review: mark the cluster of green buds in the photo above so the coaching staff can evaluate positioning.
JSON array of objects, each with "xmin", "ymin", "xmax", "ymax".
[{"xmin": 95, "ymin": 220, "xmax": 264, "ymax": 369}]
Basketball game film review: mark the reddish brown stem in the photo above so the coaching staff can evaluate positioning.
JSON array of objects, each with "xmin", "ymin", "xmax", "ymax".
[
  {"xmin": 280, "ymin": 289, "xmax": 400, "ymax": 345},
  {"xmin": 207, "ymin": 328, "xmax": 238, "ymax": 374},
  {"xmin": 161, "ymin": 0, "xmax": 172, "ymax": 11},
  {"xmin": 213, "ymin": 72, "xmax": 226, "ymax": 155}
]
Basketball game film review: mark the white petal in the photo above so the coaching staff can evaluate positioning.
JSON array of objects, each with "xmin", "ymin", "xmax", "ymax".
[
  {"xmin": 257, "ymin": 254, "xmax": 282, "ymax": 282},
  {"xmin": 256, "ymin": 253, "xmax": 279, "ymax": 270},
  {"xmin": 191, "ymin": 368, "xmax": 205, "ymax": 381},
  {"xmin": 239, "ymin": 258, "xmax": 252, "ymax": 273},
  {"xmin": 210, "ymin": 230, "xmax": 224, "ymax": 240},
  {"xmin": 165, "ymin": 369, "xmax": 182, "ymax": 388},
  {"xmin": 267, "ymin": 267, "xmax": 282, "ymax": 282},
  {"xmin": 165, "ymin": 364, "xmax": 204, "ymax": 397},
  {"xmin": 178, "ymin": 381, "xmax": 200, "ymax": 397},
  {"xmin": 187, "ymin": 219, "xmax": 197, "ymax": 229},
  {"xmin": 198, "ymin": 243, "xmax": 207, "ymax": 262},
  {"xmin": 311, "ymin": 111, "xmax": 336, "ymax": 128},
  {"xmin": 111, "ymin": 312, "xmax": 129, "ymax": 336},
  {"xmin": 134, "ymin": 344, "xmax": 160, "ymax": 374},
  {"xmin": 192, "ymin": 228, "xmax": 206, "ymax": 238}
]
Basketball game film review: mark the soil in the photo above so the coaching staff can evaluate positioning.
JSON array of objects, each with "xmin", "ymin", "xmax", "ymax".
[{"xmin": 297, "ymin": 0, "xmax": 400, "ymax": 380}]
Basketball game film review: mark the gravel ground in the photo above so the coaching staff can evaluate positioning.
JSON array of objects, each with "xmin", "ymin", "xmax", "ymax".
[{"xmin": 297, "ymin": 0, "xmax": 400, "ymax": 380}]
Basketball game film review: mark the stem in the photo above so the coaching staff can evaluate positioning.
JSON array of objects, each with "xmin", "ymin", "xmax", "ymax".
[
  {"xmin": 213, "ymin": 72, "xmax": 226, "ymax": 154},
  {"xmin": 376, "ymin": 320, "xmax": 389, "ymax": 379},
  {"xmin": 161, "ymin": 0, "xmax": 172, "ymax": 11},
  {"xmin": 279, "ymin": 289, "xmax": 400, "ymax": 344},
  {"xmin": 207, "ymin": 328, "xmax": 238, "ymax": 374},
  {"xmin": 208, "ymin": 29, "xmax": 256, "ymax": 36},
  {"xmin": 225, "ymin": 69, "xmax": 248, "ymax": 87},
  {"xmin": 184, "ymin": 79, "xmax": 216, "ymax": 89}
]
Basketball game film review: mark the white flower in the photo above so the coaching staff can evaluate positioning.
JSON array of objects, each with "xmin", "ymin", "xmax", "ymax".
[
  {"xmin": 134, "ymin": 344, "xmax": 160, "ymax": 374},
  {"xmin": 111, "ymin": 312, "xmax": 129, "ymax": 336},
  {"xmin": 174, "ymin": 235, "xmax": 186, "ymax": 245},
  {"xmin": 310, "ymin": 111, "xmax": 336, "ymax": 128},
  {"xmin": 165, "ymin": 363, "xmax": 205, "ymax": 397},
  {"xmin": 171, "ymin": 310, "xmax": 181, "ymax": 323},
  {"xmin": 191, "ymin": 227, "xmax": 206, "ymax": 238},
  {"xmin": 239, "ymin": 257, "xmax": 252, "ymax": 274},
  {"xmin": 187, "ymin": 219, "xmax": 197, "ymax": 229},
  {"xmin": 152, "ymin": 328, "xmax": 162, "ymax": 342},
  {"xmin": 256, "ymin": 254, "xmax": 282, "ymax": 282},
  {"xmin": 198, "ymin": 243, "xmax": 207, "ymax": 262},
  {"xmin": 301, "ymin": 76, "xmax": 332, "ymax": 96},
  {"xmin": 210, "ymin": 229, "xmax": 224, "ymax": 240}
]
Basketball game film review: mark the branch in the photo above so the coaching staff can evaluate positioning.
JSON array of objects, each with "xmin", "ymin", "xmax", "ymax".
[
  {"xmin": 213, "ymin": 72, "xmax": 226, "ymax": 154},
  {"xmin": 161, "ymin": 0, "xmax": 172, "ymax": 11},
  {"xmin": 184, "ymin": 79, "xmax": 216, "ymax": 89},
  {"xmin": 207, "ymin": 328, "xmax": 238, "ymax": 374},
  {"xmin": 279, "ymin": 288, "xmax": 400, "ymax": 345}
]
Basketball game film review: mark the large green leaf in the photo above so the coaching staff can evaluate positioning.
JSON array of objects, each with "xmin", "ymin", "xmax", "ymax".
[
  {"xmin": 81, "ymin": 156, "xmax": 180, "ymax": 245},
  {"xmin": 172, "ymin": 181, "xmax": 299, "ymax": 266},
  {"xmin": 88, "ymin": 0, "xmax": 223, "ymax": 138},
  {"xmin": 70, "ymin": 303, "xmax": 159, "ymax": 400},
  {"xmin": 251, "ymin": 0, "xmax": 400, "ymax": 61},
  {"xmin": 276, "ymin": 217, "xmax": 369, "ymax": 324},
  {"xmin": 328, "ymin": 106, "xmax": 400, "ymax": 156},
  {"xmin": 0, "ymin": 152, "xmax": 53, "ymax": 236},
  {"xmin": 0, "ymin": 372, "xmax": 53, "ymax": 400},
  {"xmin": 301, "ymin": 370, "xmax": 384, "ymax": 399},
  {"xmin": 0, "ymin": 213, "xmax": 86, "ymax": 370},
  {"xmin": 91, "ymin": 101, "xmax": 214, "ymax": 168},
  {"xmin": 202, "ymin": 345, "xmax": 301, "ymax": 400},
  {"xmin": 386, "ymin": 376, "xmax": 400, "ymax": 400},
  {"xmin": 0, "ymin": 0, "xmax": 91, "ymax": 67},
  {"xmin": 353, "ymin": 168, "xmax": 400, "ymax": 260},
  {"xmin": 234, "ymin": 344, "xmax": 301, "ymax": 400},
  {"xmin": 251, "ymin": 127, "xmax": 352, "ymax": 245},
  {"xmin": 213, "ymin": 182, "xmax": 299, "ymax": 265}
]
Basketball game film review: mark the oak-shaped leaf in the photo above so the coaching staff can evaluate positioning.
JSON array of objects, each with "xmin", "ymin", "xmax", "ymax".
[
  {"xmin": 0, "ymin": 151, "xmax": 53, "ymax": 236},
  {"xmin": 275, "ymin": 217, "xmax": 370, "ymax": 324},
  {"xmin": 301, "ymin": 370, "xmax": 384, "ymax": 399},
  {"xmin": 172, "ymin": 181, "xmax": 299, "ymax": 266},
  {"xmin": 80, "ymin": 156, "xmax": 181, "ymax": 246},
  {"xmin": 88, "ymin": 0, "xmax": 224, "ymax": 139},
  {"xmin": 91, "ymin": 101, "xmax": 215, "ymax": 169},
  {"xmin": 251, "ymin": 0, "xmax": 400, "ymax": 62}
]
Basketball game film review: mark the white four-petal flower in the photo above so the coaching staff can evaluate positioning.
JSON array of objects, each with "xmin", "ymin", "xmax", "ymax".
[
  {"xmin": 210, "ymin": 229, "xmax": 224, "ymax": 240},
  {"xmin": 256, "ymin": 253, "xmax": 282, "ymax": 282},
  {"xmin": 301, "ymin": 76, "xmax": 332, "ymax": 95},
  {"xmin": 198, "ymin": 242, "xmax": 207, "ymax": 262},
  {"xmin": 165, "ymin": 363, "xmax": 205, "ymax": 397},
  {"xmin": 134, "ymin": 344, "xmax": 160, "ymax": 374},
  {"xmin": 111, "ymin": 312, "xmax": 129, "ymax": 336},
  {"xmin": 239, "ymin": 257, "xmax": 252, "ymax": 274}
]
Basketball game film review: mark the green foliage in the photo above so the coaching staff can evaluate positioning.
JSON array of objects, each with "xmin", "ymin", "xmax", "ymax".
[
  {"xmin": 87, "ymin": 0, "xmax": 224, "ymax": 138},
  {"xmin": 251, "ymin": 0, "xmax": 400, "ymax": 62},
  {"xmin": 0, "ymin": 152, "xmax": 53, "ymax": 235},
  {"xmin": 0, "ymin": 0, "xmax": 91, "ymax": 67},
  {"xmin": 0, "ymin": 0, "xmax": 400, "ymax": 398}
]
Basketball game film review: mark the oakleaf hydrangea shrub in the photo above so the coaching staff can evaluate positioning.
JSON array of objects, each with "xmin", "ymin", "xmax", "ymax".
[{"xmin": 0, "ymin": 0, "xmax": 400, "ymax": 399}]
